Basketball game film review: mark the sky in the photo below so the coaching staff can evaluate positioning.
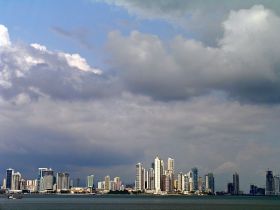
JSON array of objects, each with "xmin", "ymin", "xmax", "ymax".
[{"xmin": 1, "ymin": 0, "xmax": 280, "ymax": 191}]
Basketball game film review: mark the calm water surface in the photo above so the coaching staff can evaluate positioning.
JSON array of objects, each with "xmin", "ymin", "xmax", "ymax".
[{"xmin": 1, "ymin": 194, "xmax": 280, "ymax": 210}]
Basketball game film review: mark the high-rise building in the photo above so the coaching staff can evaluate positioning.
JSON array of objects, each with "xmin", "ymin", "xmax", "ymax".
[
  {"xmin": 167, "ymin": 158, "xmax": 174, "ymax": 173},
  {"xmin": 42, "ymin": 168, "xmax": 54, "ymax": 191},
  {"xmin": 104, "ymin": 175, "xmax": 110, "ymax": 191},
  {"xmin": 6, "ymin": 168, "xmax": 14, "ymax": 189},
  {"xmin": 2, "ymin": 178, "xmax": 6, "ymax": 189},
  {"xmin": 198, "ymin": 176, "xmax": 203, "ymax": 192},
  {"xmin": 266, "ymin": 170, "xmax": 274, "ymax": 195},
  {"xmin": 154, "ymin": 156, "xmax": 161, "ymax": 193},
  {"xmin": 167, "ymin": 157, "xmax": 174, "ymax": 191},
  {"xmin": 135, "ymin": 163, "xmax": 144, "ymax": 191},
  {"xmin": 11, "ymin": 172, "xmax": 21, "ymax": 190},
  {"xmin": 233, "ymin": 172, "xmax": 239, "ymax": 195},
  {"xmin": 26, "ymin": 180, "xmax": 37, "ymax": 192},
  {"xmin": 160, "ymin": 159, "xmax": 165, "ymax": 190},
  {"xmin": 274, "ymin": 175, "xmax": 280, "ymax": 195},
  {"xmin": 227, "ymin": 183, "xmax": 234, "ymax": 195},
  {"xmin": 191, "ymin": 168, "xmax": 198, "ymax": 191},
  {"xmin": 183, "ymin": 174, "xmax": 189, "ymax": 192},
  {"xmin": 37, "ymin": 168, "xmax": 48, "ymax": 192},
  {"xmin": 177, "ymin": 172, "xmax": 183, "ymax": 192},
  {"xmin": 114, "ymin": 177, "xmax": 121, "ymax": 191},
  {"xmin": 205, "ymin": 173, "xmax": 215, "ymax": 194},
  {"xmin": 87, "ymin": 175, "xmax": 94, "ymax": 189},
  {"xmin": 57, "ymin": 172, "xmax": 70, "ymax": 191},
  {"xmin": 148, "ymin": 168, "xmax": 155, "ymax": 190}
]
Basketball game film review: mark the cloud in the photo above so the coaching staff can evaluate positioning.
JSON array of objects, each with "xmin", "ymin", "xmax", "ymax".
[
  {"xmin": 0, "ymin": 26, "xmax": 115, "ymax": 101},
  {"xmin": 102, "ymin": 0, "xmax": 280, "ymax": 45},
  {"xmin": 59, "ymin": 52, "xmax": 102, "ymax": 74},
  {"xmin": 1, "ymin": 92, "xmax": 280, "ymax": 189},
  {"xmin": 51, "ymin": 26, "xmax": 94, "ymax": 50},
  {"xmin": 107, "ymin": 5, "xmax": 280, "ymax": 103},
  {"xmin": 0, "ymin": 24, "xmax": 11, "ymax": 47}
]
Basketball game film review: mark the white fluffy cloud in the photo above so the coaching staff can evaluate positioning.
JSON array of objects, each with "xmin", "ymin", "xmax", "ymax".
[
  {"xmin": 0, "ymin": 24, "xmax": 11, "ymax": 47},
  {"xmin": 0, "ymin": 26, "xmax": 107, "ymax": 100},
  {"xmin": 60, "ymin": 53, "xmax": 102, "ymax": 74}
]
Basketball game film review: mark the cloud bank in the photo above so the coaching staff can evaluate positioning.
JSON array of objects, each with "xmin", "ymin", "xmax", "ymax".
[
  {"xmin": 1, "ymin": 4, "xmax": 280, "ymax": 190},
  {"xmin": 107, "ymin": 5, "xmax": 280, "ymax": 103}
]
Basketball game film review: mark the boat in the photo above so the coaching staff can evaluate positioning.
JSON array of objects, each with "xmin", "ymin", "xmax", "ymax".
[{"xmin": 7, "ymin": 194, "xmax": 22, "ymax": 199}]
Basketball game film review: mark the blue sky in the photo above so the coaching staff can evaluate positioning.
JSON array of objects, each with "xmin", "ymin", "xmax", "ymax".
[
  {"xmin": 1, "ymin": 0, "xmax": 280, "ymax": 191},
  {"xmin": 0, "ymin": 0, "xmax": 182, "ymax": 70}
]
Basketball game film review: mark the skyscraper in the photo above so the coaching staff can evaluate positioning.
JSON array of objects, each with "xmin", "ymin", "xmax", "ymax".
[
  {"xmin": 233, "ymin": 172, "xmax": 239, "ymax": 195},
  {"xmin": 37, "ymin": 168, "xmax": 48, "ymax": 192},
  {"xmin": 266, "ymin": 170, "xmax": 274, "ymax": 195},
  {"xmin": 11, "ymin": 171, "xmax": 21, "ymax": 190},
  {"xmin": 191, "ymin": 167, "xmax": 198, "ymax": 191},
  {"xmin": 148, "ymin": 168, "xmax": 155, "ymax": 190},
  {"xmin": 167, "ymin": 158, "xmax": 174, "ymax": 173},
  {"xmin": 274, "ymin": 175, "xmax": 280, "ymax": 195},
  {"xmin": 42, "ymin": 168, "xmax": 54, "ymax": 191},
  {"xmin": 87, "ymin": 175, "xmax": 94, "ymax": 189},
  {"xmin": 6, "ymin": 168, "xmax": 14, "ymax": 189},
  {"xmin": 104, "ymin": 175, "xmax": 110, "ymax": 191},
  {"xmin": 114, "ymin": 177, "xmax": 121, "ymax": 191},
  {"xmin": 154, "ymin": 156, "xmax": 161, "ymax": 193},
  {"xmin": 205, "ymin": 173, "xmax": 215, "ymax": 194},
  {"xmin": 57, "ymin": 172, "xmax": 70, "ymax": 191},
  {"xmin": 167, "ymin": 157, "xmax": 174, "ymax": 191},
  {"xmin": 135, "ymin": 163, "xmax": 144, "ymax": 191},
  {"xmin": 177, "ymin": 172, "xmax": 183, "ymax": 192}
]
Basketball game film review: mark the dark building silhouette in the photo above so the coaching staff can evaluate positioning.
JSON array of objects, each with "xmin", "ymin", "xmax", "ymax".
[
  {"xmin": 233, "ymin": 172, "xmax": 239, "ymax": 195},
  {"xmin": 6, "ymin": 168, "xmax": 14, "ymax": 189},
  {"xmin": 227, "ymin": 182, "xmax": 234, "ymax": 195},
  {"xmin": 250, "ymin": 185, "xmax": 265, "ymax": 196},
  {"xmin": 266, "ymin": 170, "xmax": 274, "ymax": 195}
]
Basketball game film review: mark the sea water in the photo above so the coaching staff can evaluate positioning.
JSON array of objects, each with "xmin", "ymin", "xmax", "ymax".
[{"xmin": 1, "ymin": 194, "xmax": 280, "ymax": 210}]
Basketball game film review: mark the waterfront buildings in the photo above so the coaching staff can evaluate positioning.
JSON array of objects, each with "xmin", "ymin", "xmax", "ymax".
[{"xmin": 134, "ymin": 156, "xmax": 216, "ymax": 195}]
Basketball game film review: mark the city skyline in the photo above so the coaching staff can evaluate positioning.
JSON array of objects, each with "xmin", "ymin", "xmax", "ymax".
[
  {"xmin": 1, "ymin": 0, "xmax": 280, "ymax": 193},
  {"xmin": 2, "ymin": 156, "xmax": 279, "ymax": 194}
]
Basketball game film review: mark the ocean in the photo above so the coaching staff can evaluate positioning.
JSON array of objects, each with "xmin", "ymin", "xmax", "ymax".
[{"xmin": 1, "ymin": 194, "xmax": 280, "ymax": 210}]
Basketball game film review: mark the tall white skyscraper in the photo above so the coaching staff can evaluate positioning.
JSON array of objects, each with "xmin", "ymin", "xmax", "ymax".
[
  {"xmin": 135, "ymin": 163, "xmax": 144, "ymax": 191},
  {"xmin": 154, "ymin": 156, "xmax": 161, "ymax": 193}
]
